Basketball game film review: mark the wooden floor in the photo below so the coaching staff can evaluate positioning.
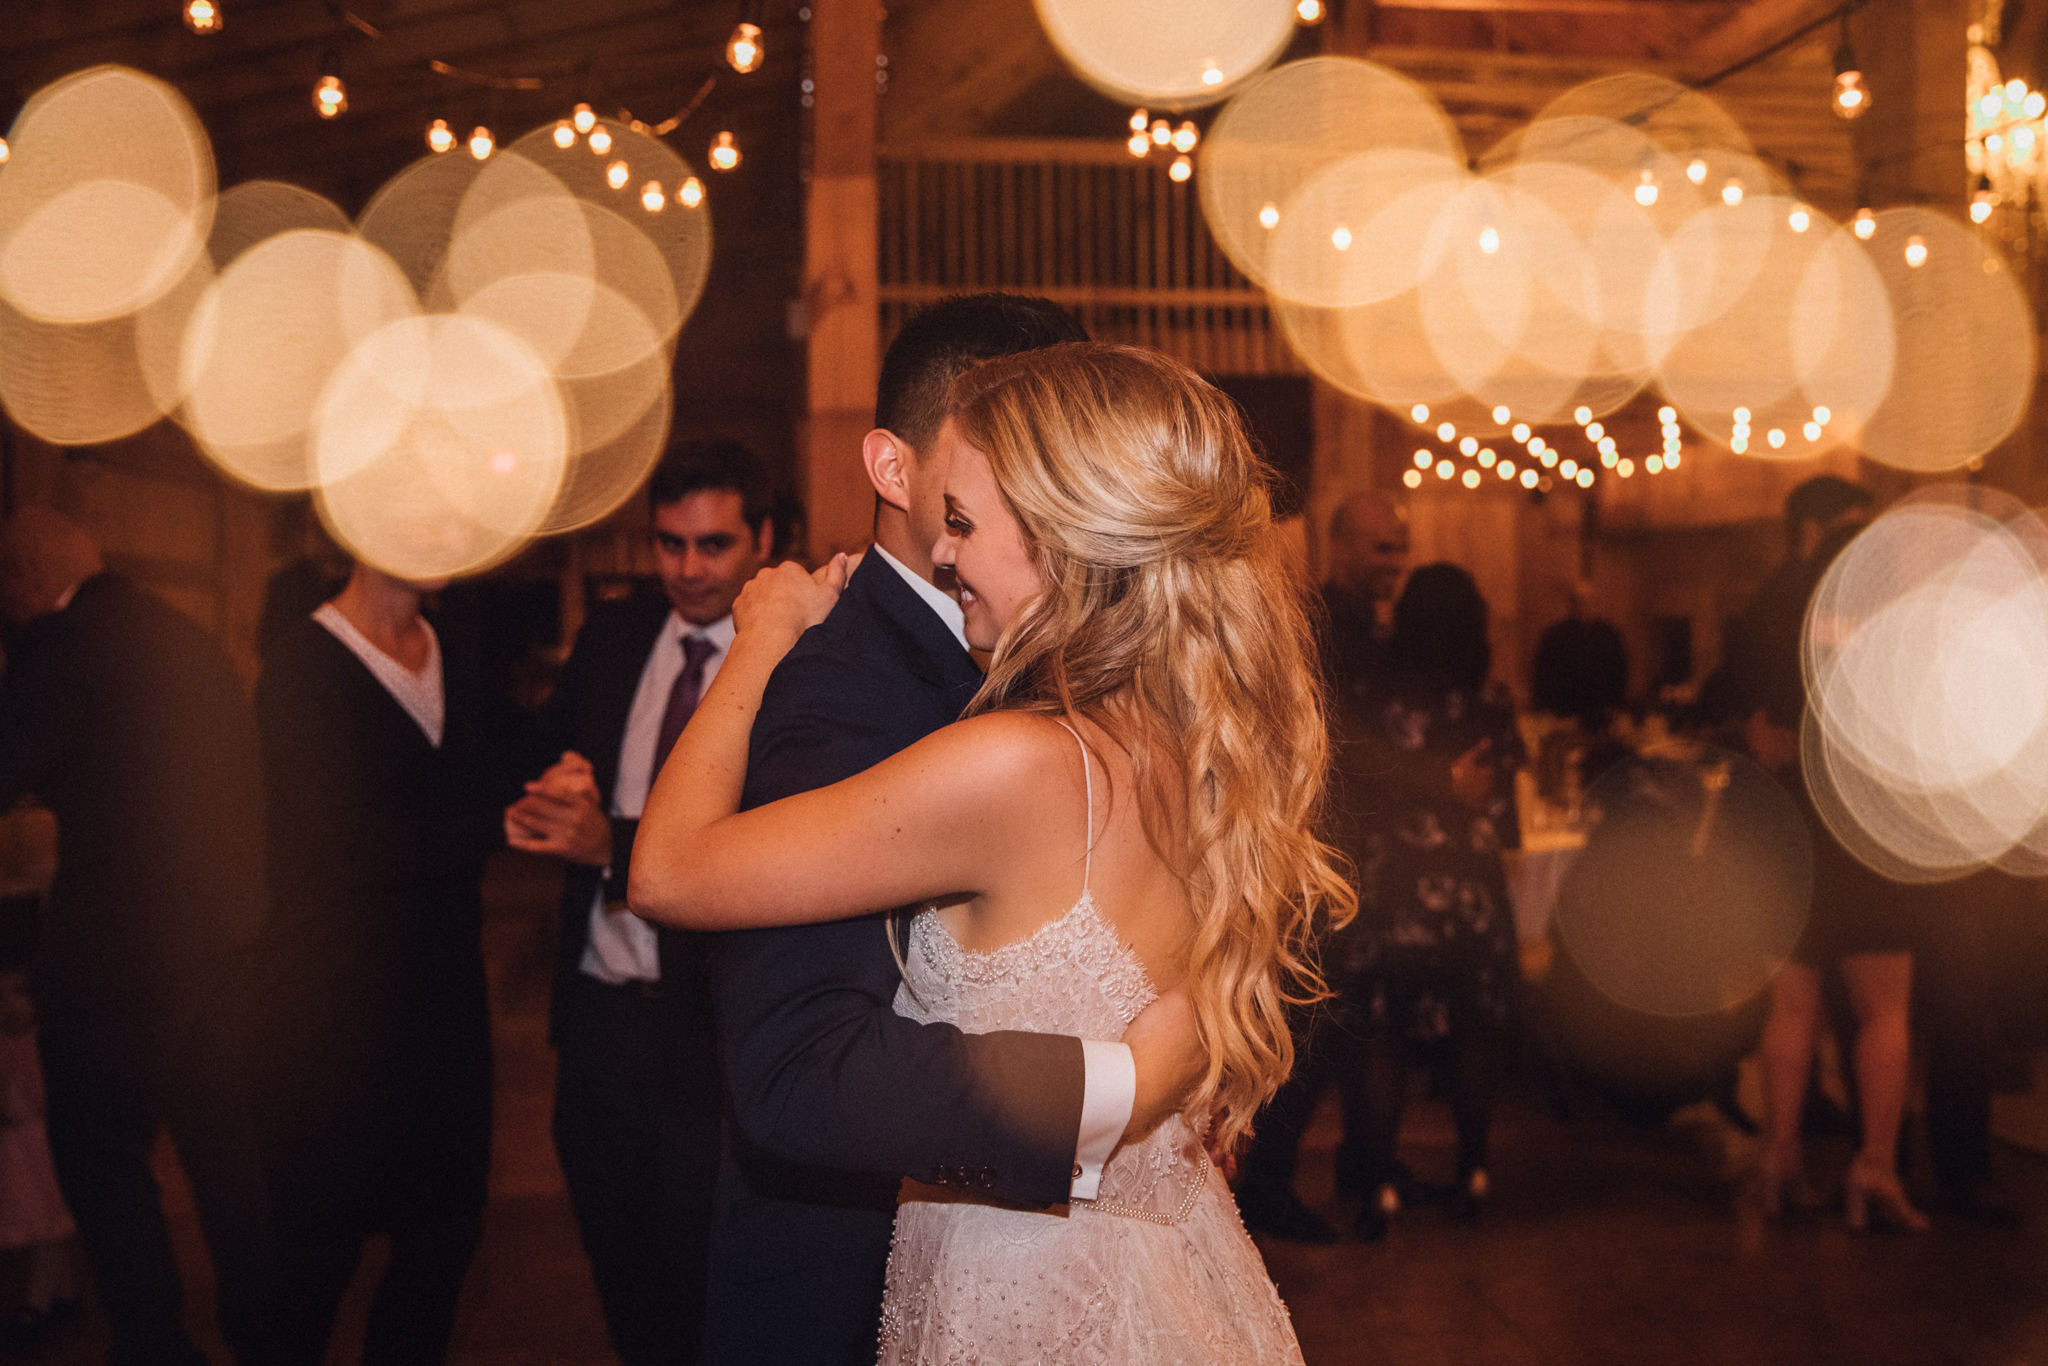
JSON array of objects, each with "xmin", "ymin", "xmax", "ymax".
[{"xmin": 17, "ymin": 855, "xmax": 2048, "ymax": 1365}]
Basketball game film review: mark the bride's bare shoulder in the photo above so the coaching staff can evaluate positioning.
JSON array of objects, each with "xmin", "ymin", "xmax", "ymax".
[{"xmin": 905, "ymin": 711, "xmax": 1088, "ymax": 794}]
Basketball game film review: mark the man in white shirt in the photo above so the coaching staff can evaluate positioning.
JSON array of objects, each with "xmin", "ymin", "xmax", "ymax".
[{"xmin": 505, "ymin": 441, "xmax": 773, "ymax": 1366}]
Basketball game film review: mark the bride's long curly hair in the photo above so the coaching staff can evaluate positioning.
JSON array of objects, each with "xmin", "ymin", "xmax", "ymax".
[{"xmin": 946, "ymin": 341, "xmax": 1355, "ymax": 1149}]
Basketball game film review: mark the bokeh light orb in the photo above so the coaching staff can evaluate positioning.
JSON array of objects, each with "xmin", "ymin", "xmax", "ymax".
[{"xmin": 1034, "ymin": 0, "xmax": 1297, "ymax": 107}]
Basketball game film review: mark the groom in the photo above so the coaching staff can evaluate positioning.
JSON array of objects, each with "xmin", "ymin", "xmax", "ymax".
[{"xmin": 700, "ymin": 294, "xmax": 1199, "ymax": 1363}]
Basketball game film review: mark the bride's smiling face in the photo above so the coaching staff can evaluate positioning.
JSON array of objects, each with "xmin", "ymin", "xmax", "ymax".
[{"xmin": 929, "ymin": 419, "xmax": 1043, "ymax": 651}]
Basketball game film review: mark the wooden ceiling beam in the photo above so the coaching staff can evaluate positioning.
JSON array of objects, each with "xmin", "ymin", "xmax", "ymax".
[
  {"xmin": 1377, "ymin": 0, "xmax": 1740, "ymax": 15},
  {"xmin": 1679, "ymin": 0, "xmax": 1844, "ymax": 69}
]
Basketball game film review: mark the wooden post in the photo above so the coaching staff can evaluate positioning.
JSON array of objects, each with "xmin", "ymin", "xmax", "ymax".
[{"xmin": 803, "ymin": 0, "xmax": 883, "ymax": 559}]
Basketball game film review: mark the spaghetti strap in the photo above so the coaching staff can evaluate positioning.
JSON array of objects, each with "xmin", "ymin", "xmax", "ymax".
[{"xmin": 1051, "ymin": 718, "xmax": 1094, "ymax": 896}]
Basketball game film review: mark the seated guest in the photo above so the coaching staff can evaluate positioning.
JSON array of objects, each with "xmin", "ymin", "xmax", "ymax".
[{"xmin": 255, "ymin": 557, "xmax": 510, "ymax": 1363}]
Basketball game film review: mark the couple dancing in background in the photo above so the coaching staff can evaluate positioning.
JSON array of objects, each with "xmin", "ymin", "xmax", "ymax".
[{"xmin": 618, "ymin": 300, "xmax": 1349, "ymax": 1363}]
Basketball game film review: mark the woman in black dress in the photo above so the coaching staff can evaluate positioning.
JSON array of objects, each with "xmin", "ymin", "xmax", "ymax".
[
  {"xmin": 254, "ymin": 560, "xmax": 507, "ymax": 1363},
  {"xmin": 1332, "ymin": 563, "xmax": 1521, "ymax": 1236}
]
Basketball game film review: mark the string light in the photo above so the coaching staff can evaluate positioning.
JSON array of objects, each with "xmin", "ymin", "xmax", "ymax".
[
  {"xmin": 572, "ymin": 103, "xmax": 597, "ymax": 134},
  {"xmin": 640, "ymin": 180, "xmax": 666, "ymax": 212},
  {"xmin": 677, "ymin": 176, "xmax": 705, "ymax": 209},
  {"xmin": 1411, "ymin": 404, "xmax": 1430, "ymax": 423},
  {"xmin": 1201, "ymin": 62, "xmax": 1223, "ymax": 87},
  {"xmin": 1804, "ymin": 421, "xmax": 1824, "ymax": 441},
  {"xmin": 1573, "ymin": 406, "xmax": 1592, "ymax": 425},
  {"xmin": 1127, "ymin": 132, "xmax": 1150, "ymax": 158},
  {"xmin": 1478, "ymin": 447, "xmax": 1497, "ymax": 467},
  {"xmin": 0, "ymin": 138, "xmax": 9, "ymax": 165},
  {"xmin": 1721, "ymin": 178, "xmax": 1744, "ymax": 207},
  {"xmin": 1585, "ymin": 422, "xmax": 1604, "ymax": 441},
  {"xmin": 1498, "ymin": 460, "xmax": 1516, "ymax": 480},
  {"xmin": 313, "ymin": 53, "xmax": 347, "ymax": 119},
  {"xmin": 1129, "ymin": 109, "xmax": 1149, "ymax": 133},
  {"xmin": 1414, "ymin": 450, "xmax": 1433, "ymax": 469},
  {"xmin": 1436, "ymin": 460, "xmax": 1454, "ymax": 480},
  {"xmin": 1150, "ymin": 119, "xmax": 1172, "ymax": 148},
  {"xmin": 1172, "ymin": 121, "xmax": 1199, "ymax": 155},
  {"xmin": 1576, "ymin": 468, "xmax": 1595, "ymax": 488},
  {"xmin": 1331, "ymin": 225, "xmax": 1353, "ymax": 251},
  {"xmin": 1904, "ymin": 234, "xmax": 1929, "ymax": 267},
  {"xmin": 1648, "ymin": 455, "xmax": 1665, "ymax": 472},
  {"xmin": 1521, "ymin": 469, "xmax": 1539, "ymax": 488},
  {"xmin": 426, "ymin": 118, "xmax": 455, "ymax": 154},
  {"xmin": 1788, "ymin": 203, "xmax": 1812, "ymax": 232},
  {"xmin": 1404, "ymin": 468, "xmax": 1423, "ymax": 488},
  {"xmin": 183, "ymin": 0, "xmax": 223, "ymax": 34},
  {"xmin": 1834, "ymin": 19, "xmax": 1869, "ymax": 120},
  {"xmin": 552, "ymin": 119, "xmax": 576, "ymax": 148},
  {"xmin": 1686, "ymin": 157, "xmax": 1708, "ymax": 184},
  {"xmin": 468, "ymin": 125, "xmax": 495, "ymax": 160},
  {"xmin": 606, "ymin": 159, "xmax": 631, "ymax": 190},
  {"xmin": 1296, "ymin": 0, "xmax": 1325, "ymax": 23},
  {"xmin": 1169, "ymin": 154, "xmax": 1193, "ymax": 182},
  {"xmin": 1478, "ymin": 225, "xmax": 1501, "ymax": 254},
  {"xmin": 1436, "ymin": 421, "xmax": 1456, "ymax": 442},
  {"xmin": 709, "ymin": 130, "xmax": 741, "ymax": 171},
  {"xmin": 1560, "ymin": 458, "xmax": 1580, "ymax": 479},
  {"xmin": 1511, "ymin": 423, "xmax": 1530, "ymax": 443},
  {"xmin": 726, "ymin": 21, "xmax": 765, "ymax": 74},
  {"xmin": 1854, "ymin": 207, "xmax": 1877, "ymax": 239},
  {"xmin": 1462, "ymin": 469, "xmax": 1482, "ymax": 489},
  {"xmin": 1618, "ymin": 458, "xmax": 1636, "ymax": 477},
  {"xmin": 1971, "ymin": 174, "xmax": 1996, "ymax": 223},
  {"xmin": 1459, "ymin": 436, "xmax": 1479, "ymax": 455},
  {"xmin": 1491, "ymin": 405, "xmax": 1511, "ymax": 423},
  {"xmin": 588, "ymin": 126, "xmax": 614, "ymax": 155},
  {"xmin": 1635, "ymin": 169, "xmax": 1658, "ymax": 206}
]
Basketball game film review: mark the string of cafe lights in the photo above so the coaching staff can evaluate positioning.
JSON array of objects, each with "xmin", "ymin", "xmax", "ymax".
[
  {"xmin": 1397, "ymin": 403, "xmax": 1691, "ymax": 495},
  {"xmin": 173, "ymin": 0, "xmax": 768, "ymax": 216}
]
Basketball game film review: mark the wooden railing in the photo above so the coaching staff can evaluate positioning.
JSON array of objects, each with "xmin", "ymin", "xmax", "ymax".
[{"xmin": 876, "ymin": 138, "xmax": 1298, "ymax": 376}]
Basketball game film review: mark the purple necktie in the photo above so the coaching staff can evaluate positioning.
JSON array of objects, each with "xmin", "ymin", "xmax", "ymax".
[{"xmin": 655, "ymin": 633, "xmax": 719, "ymax": 768}]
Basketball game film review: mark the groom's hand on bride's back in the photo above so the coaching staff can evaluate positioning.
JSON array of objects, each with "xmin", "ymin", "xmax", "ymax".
[{"xmin": 1120, "ymin": 988, "xmax": 1205, "ymax": 1141}]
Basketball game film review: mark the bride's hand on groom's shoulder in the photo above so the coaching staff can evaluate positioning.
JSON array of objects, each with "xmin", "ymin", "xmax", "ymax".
[{"xmin": 733, "ymin": 553, "xmax": 850, "ymax": 652}]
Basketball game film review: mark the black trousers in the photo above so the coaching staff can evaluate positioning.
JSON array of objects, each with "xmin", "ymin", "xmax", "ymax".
[
  {"xmin": 1241, "ymin": 996, "xmax": 1370, "ymax": 1198},
  {"xmin": 552, "ymin": 973, "xmax": 722, "ymax": 1366},
  {"xmin": 37, "ymin": 992, "xmax": 274, "ymax": 1366}
]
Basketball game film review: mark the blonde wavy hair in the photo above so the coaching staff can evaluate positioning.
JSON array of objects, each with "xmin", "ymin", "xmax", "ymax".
[{"xmin": 945, "ymin": 341, "xmax": 1356, "ymax": 1150}]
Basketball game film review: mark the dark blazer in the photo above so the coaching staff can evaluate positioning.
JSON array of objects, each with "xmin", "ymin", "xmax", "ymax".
[
  {"xmin": 700, "ymin": 553, "xmax": 1086, "ymax": 1366},
  {"xmin": 253, "ymin": 614, "xmax": 504, "ymax": 1230},
  {"xmin": 0, "ymin": 573, "xmax": 266, "ymax": 1031},
  {"xmin": 531, "ymin": 589, "xmax": 695, "ymax": 1039}
]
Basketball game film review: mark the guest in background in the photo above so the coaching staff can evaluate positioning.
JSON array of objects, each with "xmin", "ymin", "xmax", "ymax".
[
  {"xmin": 504, "ymin": 441, "xmax": 774, "ymax": 1365},
  {"xmin": 1336, "ymin": 563, "xmax": 1521, "ymax": 1237},
  {"xmin": 0, "ymin": 948, "xmax": 83, "ymax": 1344},
  {"xmin": 1238, "ymin": 490, "xmax": 1408, "ymax": 1244},
  {"xmin": 0, "ymin": 508, "xmax": 274, "ymax": 1366},
  {"xmin": 256, "ymin": 558, "xmax": 510, "ymax": 1362},
  {"xmin": 258, "ymin": 499, "xmax": 348, "ymax": 661},
  {"xmin": 1530, "ymin": 582, "xmax": 1630, "ymax": 729},
  {"xmin": 1720, "ymin": 475, "xmax": 1925, "ymax": 1231}
]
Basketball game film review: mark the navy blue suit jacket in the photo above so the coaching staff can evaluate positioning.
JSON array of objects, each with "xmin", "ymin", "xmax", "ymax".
[{"xmin": 700, "ymin": 553, "xmax": 1086, "ymax": 1365}]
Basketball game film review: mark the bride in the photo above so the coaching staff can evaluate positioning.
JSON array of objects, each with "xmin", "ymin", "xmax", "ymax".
[{"xmin": 631, "ymin": 341, "xmax": 1354, "ymax": 1363}]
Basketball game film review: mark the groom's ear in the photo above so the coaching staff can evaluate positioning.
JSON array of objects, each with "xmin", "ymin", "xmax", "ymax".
[{"xmin": 862, "ymin": 428, "xmax": 915, "ymax": 514}]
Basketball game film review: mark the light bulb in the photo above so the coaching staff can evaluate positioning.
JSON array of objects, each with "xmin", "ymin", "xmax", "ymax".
[
  {"xmin": 1577, "ymin": 469, "xmax": 1594, "ymax": 488},
  {"xmin": 468, "ymin": 126, "xmax": 494, "ymax": 160},
  {"xmin": 1788, "ymin": 203, "xmax": 1811, "ymax": 232},
  {"xmin": 1666, "ymin": 451, "xmax": 1681, "ymax": 468},
  {"xmin": 1521, "ymin": 469, "xmax": 1538, "ymax": 488},
  {"xmin": 588, "ymin": 126, "xmax": 614, "ymax": 155},
  {"xmin": 1987, "ymin": 133, "xmax": 2004, "ymax": 154},
  {"xmin": 606, "ymin": 160, "xmax": 631, "ymax": 190},
  {"xmin": 1459, "ymin": 436, "xmax": 1479, "ymax": 456},
  {"xmin": 1257, "ymin": 203, "xmax": 1280, "ymax": 229},
  {"xmin": 572, "ymin": 103, "xmax": 597, "ymax": 134},
  {"xmin": 1585, "ymin": 422, "xmax": 1603, "ymax": 440},
  {"xmin": 1648, "ymin": 455, "xmax": 1666, "ymax": 472},
  {"xmin": 709, "ymin": 131, "xmax": 741, "ymax": 171},
  {"xmin": 1404, "ymin": 469, "xmax": 1423, "ymax": 489},
  {"xmin": 1127, "ymin": 132, "xmax": 1149, "ymax": 158},
  {"xmin": 1812, "ymin": 406, "xmax": 1831, "ymax": 424},
  {"xmin": 1436, "ymin": 460, "xmax": 1454, "ymax": 480},
  {"xmin": 726, "ymin": 21, "xmax": 764, "ymax": 74},
  {"xmin": 313, "ymin": 74, "xmax": 346, "ymax": 119},
  {"xmin": 1904, "ymin": 235, "xmax": 1928, "ymax": 267},
  {"xmin": 1498, "ymin": 460, "xmax": 1516, "ymax": 480},
  {"xmin": 1600, "ymin": 449, "xmax": 1618, "ymax": 468},
  {"xmin": 1201, "ymin": 62, "xmax": 1223, "ymax": 87},
  {"xmin": 426, "ymin": 118, "xmax": 455, "ymax": 154},
  {"xmin": 0, "ymin": 138, "xmax": 9, "ymax": 165},
  {"xmin": 640, "ymin": 180, "xmax": 666, "ymax": 212},
  {"xmin": 1478, "ymin": 448, "xmax": 1497, "ymax": 468},
  {"xmin": 1686, "ymin": 157, "xmax": 1708, "ymax": 184},
  {"xmin": 1436, "ymin": 422, "xmax": 1456, "ymax": 442},
  {"xmin": 1478, "ymin": 225, "xmax": 1500, "ymax": 254},
  {"xmin": 2007, "ymin": 78, "xmax": 2026, "ymax": 102},
  {"xmin": 677, "ymin": 176, "xmax": 705, "ymax": 209},
  {"xmin": 184, "ymin": 0, "xmax": 223, "ymax": 33},
  {"xmin": 1528, "ymin": 436, "xmax": 1547, "ymax": 454},
  {"xmin": 553, "ymin": 120, "xmax": 576, "ymax": 149},
  {"xmin": 1168, "ymin": 154, "xmax": 1192, "ymax": 183},
  {"xmin": 1296, "ymin": 0, "xmax": 1325, "ymax": 23},
  {"xmin": 1657, "ymin": 405, "xmax": 1676, "ymax": 423},
  {"xmin": 1980, "ymin": 92, "xmax": 2005, "ymax": 120},
  {"xmin": 1491, "ymin": 405, "xmax": 1511, "ymax": 423},
  {"xmin": 1129, "ymin": 109, "xmax": 1149, "ymax": 133},
  {"xmin": 1331, "ymin": 225, "xmax": 1353, "ymax": 251},
  {"xmin": 1635, "ymin": 170, "xmax": 1658, "ymax": 206},
  {"xmin": 1172, "ymin": 121, "xmax": 1198, "ymax": 154},
  {"xmin": 1414, "ymin": 450, "xmax": 1432, "ymax": 469},
  {"xmin": 1511, "ymin": 423, "xmax": 1530, "ymax": 443},
  {"xmin": 1833, "ymin": 69, "xmax": 1868, "ymax": 119},
  {"xmin": 1803, "ymin": 421, "xmax": 1823, "ymax": 441},
  {"xmin": 1560, "ymin": 459, "xmax": 1579, "ymax": 479},
  {"xmin": 1729, "ymin": 436, "xmax": 1747, "ymax": 455},
  {"xmin": 1573, "ymin": 406, "xmax": 1592, "ymax": 425},
  {"xmin": 1972, "ymin": 194, "xmax": 1995, "ymax": 224},
  {"xmin": 1721, "ymin": 178, "xmax": 1744, "ymax": 206},
  {"xmin": 1598, "ymin": 437, "xmax": 1617, "ymax": 456},
  {"xmin": 1411, "ymin": 404, "xmax": 1430, "ymax": 423},
  {"xmin": 1150, "ymin": 119, "xmax": 1171, "ymax": 147},
  {"xmin": 2027, "ymin": 91, "xmax": 2046, "ymax": 118},
  {"xmin": 1853, "ymin": 207, "xmax": 1876, "ymax": 239},
  {"xmin": 1617, "ymin": 458, "xmax": 1635, "ymax": 478},
  {"xmin": 1462, "ymin": 469, "xmax": 1481, "ymax": 489}
]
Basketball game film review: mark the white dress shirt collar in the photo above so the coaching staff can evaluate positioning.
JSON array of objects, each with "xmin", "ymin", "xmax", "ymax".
[{"xmin": 871, "ymin": 544, "xmax": 968, "ymax": 654}]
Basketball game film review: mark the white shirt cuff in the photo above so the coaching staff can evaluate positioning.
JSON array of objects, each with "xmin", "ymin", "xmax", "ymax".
[{"xmin": 1070, "ymin": 1039, "xmax": 1135, "ymax": 1200}]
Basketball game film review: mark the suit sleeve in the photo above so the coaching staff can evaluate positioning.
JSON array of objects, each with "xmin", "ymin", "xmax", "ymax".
[{"xmin": 709, "ymin": 653, "xmax": 1086, "ymax": 1208}]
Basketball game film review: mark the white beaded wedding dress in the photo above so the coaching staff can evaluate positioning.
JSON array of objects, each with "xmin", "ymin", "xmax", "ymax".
[{"xmin": 876, "ymin": 726, "xmax": 1305, "ymax": 1365}]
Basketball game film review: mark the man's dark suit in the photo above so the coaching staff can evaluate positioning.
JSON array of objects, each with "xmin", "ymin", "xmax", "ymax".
[
  {"xmin": 0, "ymin": 572, "xmax": 273, "ymax": 1365},
  {"xmin": 540, "ymin": 589, "xmax": 721, "ymax": 1366},
  {"xmin": 701, "ymin": 554, "xmax": 1087, "ymax": 1365}
]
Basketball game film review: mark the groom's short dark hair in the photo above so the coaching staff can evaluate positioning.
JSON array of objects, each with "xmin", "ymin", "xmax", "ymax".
[{"xmin": 875, "ymin": 293, "xmax": 1087, "ymax": 452}]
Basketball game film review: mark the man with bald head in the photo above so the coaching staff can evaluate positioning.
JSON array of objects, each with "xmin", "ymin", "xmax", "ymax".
[{"xmin": 0, "ymin": 508, "xmax": 272, "ymax": 1365}]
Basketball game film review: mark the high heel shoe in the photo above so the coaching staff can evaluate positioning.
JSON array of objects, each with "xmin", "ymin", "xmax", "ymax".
[{"xmin": 1843, "ymin": 1158, "xmax": 1930, "ymax": 1234}]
